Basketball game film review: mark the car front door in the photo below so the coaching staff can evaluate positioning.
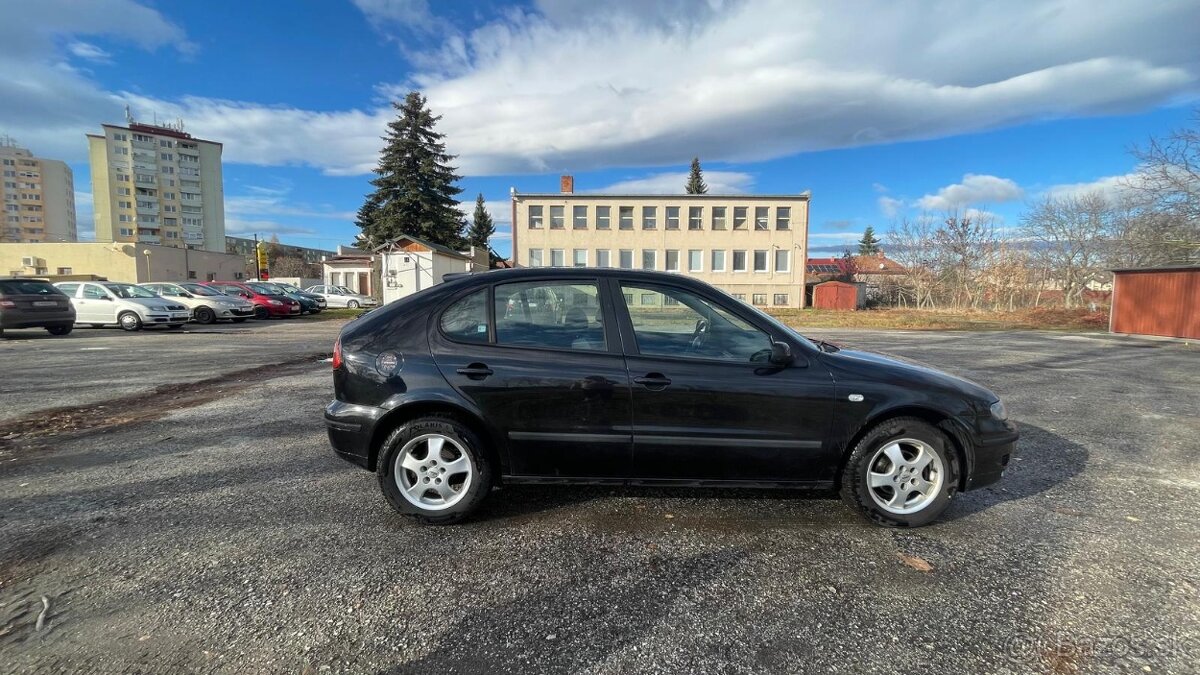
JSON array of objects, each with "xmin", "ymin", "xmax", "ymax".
[
  {"xmin": 615, "ymin": 280, "xmax": 837, "ymax": 483},
  {"xmin": 430, "ymin": 278, "xmax": 633, "ymax": 479},
  {"xmin": 78, "ymin": 283, "xmax": 116, "ymax": 324}
]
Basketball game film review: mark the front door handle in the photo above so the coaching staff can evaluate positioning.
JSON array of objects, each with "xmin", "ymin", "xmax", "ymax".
[
  {"xmin": 456, "ymin": 363, "xmax": 493, "ymax": 379},
  {"xmin": 634, "ymin": 373, "xmax": 672, "ymax": 390}
]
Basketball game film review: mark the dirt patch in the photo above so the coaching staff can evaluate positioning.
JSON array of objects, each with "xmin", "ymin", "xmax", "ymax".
[{"xmin": 0, "ymin": 352, "xmax": 330, "ymax": 455}]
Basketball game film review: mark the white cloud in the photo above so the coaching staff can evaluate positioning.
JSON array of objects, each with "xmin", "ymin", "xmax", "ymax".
[
  {"xmin": 225, "ymin": 187, "xmax": 356, "ymax": 221},
  {"xmin": 588, "ymin": 170, "xmax": 756, "ymax": 194},
  {"xmin": 916, "ymin": 174, "xmax": 1024, "ymax": 211},
  {"xmin": 352, "ymin": 0, "xmax": 436, "ymax": 31},
  {"xmin": 878, "ymin": 195, "xmax": 904, "ymax": 217},
  {"xmin": 3, "ymin": 0, "xmax": 1199, "ymax": 177},
  {"xmin": 1043, "ymin": 171, "xmax": 1142, "ymax": 201},
  {"xmin": 67, "ymin": 41, "xmax": 111, "ymax": 63}
]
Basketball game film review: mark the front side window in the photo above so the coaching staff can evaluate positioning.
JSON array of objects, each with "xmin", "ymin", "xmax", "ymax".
[
  {"xmin": 440, "ymin": 288, "xmax": 489, "ymax": 343},
  {"xmin": 619, "ymin": 206, "xmax": 634, "ymax": 230},
  {"xmin": 596, "ymin": 206, "xmax": 611, "ymax": 229},
  {"xmin": 528, "ymin": 205, "xmax": 543, "ymax": 229},
  {"xmin": 620, "ymin": 283, "xmax": 772, "ymax": 362},
  {"xmin": 82, "ymin": 284, "xmax": 110, "ymax": 300},
  {"xmin": 642, "ymin": 206, "xmax": 657, "ymax": 230},
  {"xmin": 550, "ymin": 206, "xmax": 565, "ymax": 229},
  {"xmin": 495, "ymin": 281, "xmax": 605, "ymax": 351},
  {"xmin": 573, "ymin": 205, "xmax": 587, "ymax": 229},
  {"xmin": 688, "ymin": 206, "xmax": 703, "ymax": 230}
]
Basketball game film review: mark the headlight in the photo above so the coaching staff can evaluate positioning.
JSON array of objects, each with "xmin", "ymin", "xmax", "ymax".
[
  {"xmin": 989, "ymin": 399, "xmax": 1008, "ymax": 421},
  {"xmin": 268, "ymin": 299, "xmax": 282, "ymax": 306}
]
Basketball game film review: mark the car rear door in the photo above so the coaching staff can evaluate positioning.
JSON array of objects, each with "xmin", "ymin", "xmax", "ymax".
[
  {"xmin": 614, "ymin": 280, "xmax": 837, "ymax": 483},
  {"xmin": 430, "ymin": 277, "xmax": 634, "ymax": 479}
]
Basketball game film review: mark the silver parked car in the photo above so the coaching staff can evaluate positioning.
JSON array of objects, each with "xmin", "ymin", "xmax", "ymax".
[
  {"xmin": 54, "ymin": 281, "xmax": 190, "ymax": 331},
  {"xmin": 304, "ymin": 285, "xmax": 378, "ymax": 309},
  {"xmin": 140, "ymin": 282, "xmax": 256, "ymax": 324}
]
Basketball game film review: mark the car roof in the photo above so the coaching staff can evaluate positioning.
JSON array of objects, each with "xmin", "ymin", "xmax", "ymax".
[{"xmin": 442, "ymin": 267, "xmax": 720, "ymax": 290}]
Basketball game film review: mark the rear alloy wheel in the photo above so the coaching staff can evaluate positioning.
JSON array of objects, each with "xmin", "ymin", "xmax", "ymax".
[
  {"xmin": 377, "ymin": 416, "xmax": 491, "ymax": 524},
  {"xmin": 253, "ymin": 306, "xmax": 270, "ymax": 320},
  {"xmin": 194, "ymin": 306, "xmax": 216, "ymax": 324},
  {"xmin": 46, "ymin": 325, "xmax": 72, "ymax": 336},
  {"xmin": 841, "ymin": 417, "xmax": 958, "ymax": 527},
  {"xmin": 347, "ymin": 300, "xmax": 360, "ymax": 309},
  {"xmin": 118, "ymin": 311, "xmax": 142, "ymax": 332}
]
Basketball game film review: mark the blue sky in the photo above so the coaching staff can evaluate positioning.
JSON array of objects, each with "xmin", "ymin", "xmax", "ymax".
[{"xmin": 2, "ymin": 0, "xmax": 1197, "ymax": 257}]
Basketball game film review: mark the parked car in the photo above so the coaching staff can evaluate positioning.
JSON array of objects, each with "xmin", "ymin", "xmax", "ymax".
[
  {"xmin": 0, "ymin": 278, "xmax": 76, "ymax": 337},
  {"xmin": 139, "ymin": 282, "xmax": 256, "ymax": 324},
  {"xmin": 261, "ymin": 282, "xmax": 325, "ymax": 314},
  {"xmin": 54, "ymin": 281, "xmax": 190, "ymax": 331},
  {"xmin": 203, "ymin": 281, "xmax": 301, "ymax": 320},
  {"xmin": 270, "ymin": 282, "xmax": 329, "ymax": 310},
  {"xmin": 305, "ymin": 284, "xmax": 378, "ymax": 309},
  {"xmin": 325, "ymin": 268, "xmax": 1017, "ymax": 527}
]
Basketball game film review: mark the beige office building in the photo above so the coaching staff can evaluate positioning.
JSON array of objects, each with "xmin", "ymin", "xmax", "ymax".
[
  {"xmin": 512, "ymin": 177, "xmax": 810, "ymax": 308},
  {"xmin": 1, "ymin": 141, "xmax": 77, "ymax": 243},
  {"xmin": 87, "ymin": 118, "xmax": 225, "ymax": 253}
]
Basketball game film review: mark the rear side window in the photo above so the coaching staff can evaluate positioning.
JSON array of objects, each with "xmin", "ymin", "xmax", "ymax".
[
  {"xmin": 56, "ymin": 283, "xmax": 80, "ymax": 296},
  {"xmin": 0, "ymin": 280, "xmax": 61, "ymax": 296},
  {"xmin": 494, "ymin": 281, "xmax": 605, "ymax": 351},
  {"xmin": 440, "ymin": 289, "xmax": 489, "ymax": 343}
]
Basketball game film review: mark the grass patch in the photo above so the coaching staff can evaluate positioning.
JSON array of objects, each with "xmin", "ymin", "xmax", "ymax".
[{"xmin": 766, "ymin": 307, "xmax": 1110, "ymax": 332}]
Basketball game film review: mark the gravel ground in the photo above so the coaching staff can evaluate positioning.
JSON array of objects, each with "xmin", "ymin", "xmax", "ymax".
[{"xmin": 1, "ymin": 327, "xmax": 1197, "ymax": 674}]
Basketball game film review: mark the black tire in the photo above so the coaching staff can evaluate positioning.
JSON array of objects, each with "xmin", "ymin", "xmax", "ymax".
[
  {"xmin": 253, "ymin": 306, "xmax": 270, "ymax": 320},
  {"xmin": 377, "ymin": 415, "xmax": 492, "ymax": 525},
  {"xmin": 232, "ymin": 317, "xmax": 248, "ymax": 323},
  {"xmin": 194, "ymin": 306, "xmax": 216, "ymax": 324},
  {"xmin": 46, "ymin": 325, "xmax": 73, "ymax": 336},
  {"xmin": 118, "ymin": 311, "xmax": 142, "ymax": 332},
  {"xmin": 347, "ymin": 300, "xmax": 360, "ymax": 309},
  {"xmin": 840, "ymin": 417, "xmax": 959, "ymax": 527}
]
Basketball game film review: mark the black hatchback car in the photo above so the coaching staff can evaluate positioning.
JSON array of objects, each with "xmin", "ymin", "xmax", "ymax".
[
  {"xmin": 0, "ymin": 278, "xmax": 75, "ymax": 337},
  {"xmin": 326, "ymin": 268, "xmax": 1017, "ymax": 527}
]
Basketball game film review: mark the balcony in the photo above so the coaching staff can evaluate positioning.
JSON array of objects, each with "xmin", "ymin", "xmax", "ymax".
[
  {"xmin": 131, "ymin": 139, "xmax": 156, "ymax": 149},
  {"xmin": 136, "ymin": 205, "xmax": 159, "ymax": 215},
  {"xmin": 134, "ymin": 176, "xmax": 156, "ymax": 186}
]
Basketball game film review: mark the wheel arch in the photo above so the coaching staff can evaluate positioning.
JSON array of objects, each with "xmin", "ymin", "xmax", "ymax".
[
  {"xmin": 368, "ymin": 400, "xmax": 505, "ymax": 477},
  {"xmin": 835, "ymin": 405, "xmax": 972, "ymax": 492}
]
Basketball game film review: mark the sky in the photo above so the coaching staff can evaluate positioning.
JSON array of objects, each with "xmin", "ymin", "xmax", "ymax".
[{"xmin": 1, "ymin": 0, "xmax": 1197, "ymax": 257}]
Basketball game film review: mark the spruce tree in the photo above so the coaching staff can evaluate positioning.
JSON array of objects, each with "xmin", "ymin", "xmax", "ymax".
[
  {"xmin": 467, "ymin": 193, "xmax": 495, "ymax": 249},
  {"xmin": 359, "ymin": 91, "xmax": 465, "ymax": 249},
  {"xmin": 685, "ymin": 156, "xmax": 708, "ymax": 194},
  {"xmin": 857, "ymin": 226, "xmax": 882, "ymax": 255}
]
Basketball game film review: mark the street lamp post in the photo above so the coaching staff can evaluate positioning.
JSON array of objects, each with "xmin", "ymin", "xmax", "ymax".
[{"xmin": 143, "ymin": 249, "xmax": 152, "ymax": 282}]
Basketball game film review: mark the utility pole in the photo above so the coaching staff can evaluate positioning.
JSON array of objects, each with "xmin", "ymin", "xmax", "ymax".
[
  {"xmin": 183, "ymin": 242, "xmax": 190, "ymax": 281},
  {"xmin": 253, "ymin": 234, "xmax": 261, "ymax": 280}
]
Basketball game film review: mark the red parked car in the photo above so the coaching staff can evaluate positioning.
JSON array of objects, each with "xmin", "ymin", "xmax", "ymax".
[{"xmin": 204, "ymin": 281, "xmax": 301, "ymax": 320}]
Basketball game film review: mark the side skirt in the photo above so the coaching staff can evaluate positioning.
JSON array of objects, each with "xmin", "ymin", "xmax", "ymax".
[{"xmin": 501, "ymin": 475, "xmax": 834, "ymax": 490}]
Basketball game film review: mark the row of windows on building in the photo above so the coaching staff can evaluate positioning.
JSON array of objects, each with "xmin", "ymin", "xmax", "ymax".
[
  {"xmin": 527, "ymin": 205, "xmax": 794, "ymax": 231},
  {"xmin": 528, "ymin": 247, "xmax": 793, "ymax": 274}
]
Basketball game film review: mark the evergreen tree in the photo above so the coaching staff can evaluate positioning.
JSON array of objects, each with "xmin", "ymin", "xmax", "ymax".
[
  {"xmin": 467, "ymin": 193, "xmax": 495, "ymax": 249},
  {"xmin": 359, "ymin": 91, "xmax": 465, "ymax": 249},
  {"xmin": 857, "ymin": 226, "xmax": 882, "ymax": 255},
  {"xmin": 685, "ymin": 156, "xmax": 708, "ymax": 194}
]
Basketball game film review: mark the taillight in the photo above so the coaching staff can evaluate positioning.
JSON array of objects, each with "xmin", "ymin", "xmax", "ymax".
[{"xmin": 332, "ymin": 337, "xmax": 342, "ymax": 370}]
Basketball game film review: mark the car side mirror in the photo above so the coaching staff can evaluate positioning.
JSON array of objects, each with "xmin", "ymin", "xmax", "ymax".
[
  {"xmin": 180, "ymin": 292, "xmax": 193, "ymax": 298},
  {"xmin": 99, "ymin": 296, "xmax": 113, "ymax": 301},
  {"xmin": 769, "ymin": 340, "xmax": 794, "ymax": 366}
]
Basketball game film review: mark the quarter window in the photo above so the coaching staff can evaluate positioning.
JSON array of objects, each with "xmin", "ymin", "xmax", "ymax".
[
  {"xmin": 620, "ymin": 284, "xmax": 773, "ymax": 362},
  {"xmin": 495, "ymin": 281, "xmax": 605, "ymax": 351},
  {"xmin": 440, "ymin": 289, "xmax": 489, "ymax": 343}
]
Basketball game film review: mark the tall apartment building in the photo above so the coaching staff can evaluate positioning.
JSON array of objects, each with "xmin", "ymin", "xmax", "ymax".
[
  {"xmin": 512, "ymin": 176, "xmax": 810, "ymax": 308},
  {"xmin": 0, "ymin": 140, "xmax": 77, "ymax": 243},
  {"xmin": 87, "ymin": 118, "xmax": 225, "ymax": 252}
]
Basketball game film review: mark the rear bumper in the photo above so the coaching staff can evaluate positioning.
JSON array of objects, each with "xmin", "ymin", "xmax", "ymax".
[
  {"xmin": 1, "ymin": 310, "xmax": 76, "ymax": 329},
  {"xmin": 965, "ymin": 423, "xmax": 1019, "ymax": 490},
  {"xmin": 324, "ymin": 400, "xmax": 384, "ymax": 469}
]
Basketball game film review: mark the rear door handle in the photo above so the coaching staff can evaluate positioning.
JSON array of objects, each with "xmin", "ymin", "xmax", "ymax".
[
  {"xmin": 456, "ymin": 363, "xmax": 493, "ymax": 379},
  {"xmin": 634, "ymin": 373, "xmax": 672, "ymax": 389}
]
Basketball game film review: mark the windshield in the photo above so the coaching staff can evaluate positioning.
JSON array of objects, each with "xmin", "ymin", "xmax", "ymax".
[
  {"xmin": 247, "ymin": 283, "xmax": 283, "ymax": 296},
  {"xmin": 275, "ymin": 283, "xmax": 301, "ymax": 293},
  {"xmin": 334, "ymin": 286, "xmax": 355, "ymax": 295},
  {"xmin": 104, "ymin": 283, "xmax": 159, "ymax": 299},
  {"xmin": 180, "ymin": 284, "xmax": 225, "ymax": 297}
]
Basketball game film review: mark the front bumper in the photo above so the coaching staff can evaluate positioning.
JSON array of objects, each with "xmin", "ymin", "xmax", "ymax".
[
  {"xmin": 221, "ymin": 306, "xmax": 256, "ymax": 318},
  {"xmin": 965, "ymin": 420, "xmax": 1019, "ymax": 490},
  {"xmin": 324, "ymin": 399, "xmax": 385, "ymax": 469},
  {"xmin": 145, "ymin": 311, "xmax": 192, "ymax": 324}
]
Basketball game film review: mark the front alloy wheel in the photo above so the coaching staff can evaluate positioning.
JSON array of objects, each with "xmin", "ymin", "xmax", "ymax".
[{"xmin": 841, "ymin": 417, "xmax": 957, "ymax": 527}]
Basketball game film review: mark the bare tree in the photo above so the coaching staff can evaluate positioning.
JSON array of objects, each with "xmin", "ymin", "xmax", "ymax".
[
  {"xmin": 1020, "ymin": 192, "xmax": 1115, "ymax": 308},
  {"xmin": 1124, "ymin": 110, "xmax": 1200, "ymax": 263},
  {"xmin": 933, "ymin": 211, "xmax": 1000, "ymax": 309},
  {"xmin": 885, "ymin": 217, "xmax": 941, "ymax": 308}
]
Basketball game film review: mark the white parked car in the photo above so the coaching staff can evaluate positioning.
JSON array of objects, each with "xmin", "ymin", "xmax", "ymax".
[
  {"xmin": 304, "ymin": 285, "xmax": 379, "ymax": 309},
  {"xmin": 140, "ymin": 282, "xmax": 256, "ymax": 324},
  {"xmin": 53, "ymin": 281, "xmax": 191, "ymax": 331}
]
